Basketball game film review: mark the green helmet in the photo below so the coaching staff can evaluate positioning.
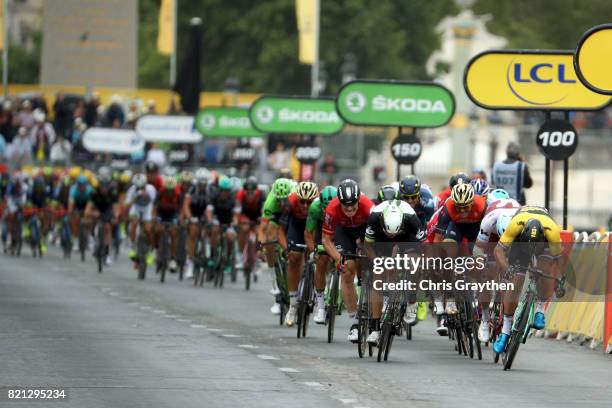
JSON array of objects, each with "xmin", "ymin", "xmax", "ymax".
[
  {"xmin": 218, "ymin": 177, "xmax": 232, "ymax": 191},
  {"xmin": 273, "ymin": 178, "xmax": 293, "ymax": 200},
  {"xmin": 319, "ymin": 186, "xmax": 337, "ymax": 209}
]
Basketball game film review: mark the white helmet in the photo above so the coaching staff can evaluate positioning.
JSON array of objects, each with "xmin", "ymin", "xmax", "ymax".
[
  {"xmin": 195, "ymin": 168, "xmax": 211, "ymax": 184},
  {"xmin": 381, "ymin": 201, "xmax": 403, "ymax": 237},
  {"xmin": 132, "ymin": 173, "xmax": 147, "ymax": 189}
]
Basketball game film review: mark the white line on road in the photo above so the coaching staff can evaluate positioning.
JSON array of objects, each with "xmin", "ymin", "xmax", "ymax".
[
  {"xmin": 303, "ymin": 382, "xmax": 323, "ymax": 387},
  {"xmin": 108, "ymin": 292, "xmax": 120, "ymax": 297},
  {"xmin": 190, "ymin": 324, "xmax": 206, "ymax": 328},
  {"xmin": 152, "ymin": 310, "xmax": 165, "ymax": 314},
  {"xmin": 239, "ymin": 344, "xmax": 258, "ymax": 349},
  {"xmin": 164, "ymin": 314, "xmax": 178, "ymax": 318},
  {"xmin": 278, "ymin": 367, "xmax": 299, "ymax": 373},
  {"xmin": 139, "ymin": 306, "xmax": 152, "ymax": 311},
  {"xmin": 207, "ymin": 328, "xmax": 223, "ymax": 332},
  {"xmin": 222, "ymin": 334, "xmax": 241, "ymax": 338},
  {"xmin": 257, "ymin": 354, "xmax": 279, "ymax": 360},
  {"xmin": 176, "ymin": 319, "xmax": 191, "ymax": 323},
  {"xmin": 337, "ymin": 399, "xmax": 358, "ymax": 404}
]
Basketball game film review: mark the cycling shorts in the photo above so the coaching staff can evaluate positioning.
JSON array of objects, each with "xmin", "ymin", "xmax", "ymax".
[
  {"xmin": 129, "ymin": 204, "xmax": 154, "ymax": 222},
  {"xmin": 211, "ymin": 218, "xmax": 236, "ymax": 235},
  {"xmin": 286, "ymin": 215, "xmax": 306, "ymax": 252},
  {"xmin": 334, "ymin": 224, "xmax": 366, "ymax": 255}
]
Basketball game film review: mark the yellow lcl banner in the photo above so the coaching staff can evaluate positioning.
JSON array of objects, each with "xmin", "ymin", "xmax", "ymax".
[
  {"xmin": 0, "ymin": 0, "xmax": 4, "ymax": 51},
  {"xmin": 296, "ymin": 0, "xmax": 318, "ymax": 65},
  {"xmin": 464, "ymin": 50, "xmax": 611, "ymax": 111},
  {"xmin": 574, "ymin": 24, "xmax": 612, "ymax": 95},
  {"xmin": 157, "ymin": 0, "xmax": 175, "ymax": 55}
]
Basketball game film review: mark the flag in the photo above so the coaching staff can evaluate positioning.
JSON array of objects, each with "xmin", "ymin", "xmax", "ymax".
[
  {"xmin": 0, "ymin": 0, "xmax": 4, "ymax": 51},
  {"xmin": 157, "ymin": 0, "xmax": 175, "ymax": 55},
  {"xmin": 173, "ymin": 18, "xmax": 202, "ymax": 114},
  {"xmin": 295, "ymin": 0, "xmax": 318, "ymax": 65}
]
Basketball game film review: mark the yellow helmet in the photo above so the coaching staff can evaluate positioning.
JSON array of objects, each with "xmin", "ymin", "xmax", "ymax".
[{"xmin": 68, "ymin": 166, "xmax": 82, "ymax": 180}]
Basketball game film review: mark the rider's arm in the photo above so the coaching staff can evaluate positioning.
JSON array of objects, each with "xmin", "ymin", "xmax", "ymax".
[
  {"xmin": 205, "ymin": 204, "xmax": 213, "ymax": 225},
  {"xmin": 322, "ymin": 233, "xmax": 341, "ymax": 264},
  {"xmin": 182, "ymin": 194, "xmax": 192, "ymax": 220}
]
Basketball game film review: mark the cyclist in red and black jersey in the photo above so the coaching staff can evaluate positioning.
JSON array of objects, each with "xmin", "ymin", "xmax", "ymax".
[
  {"xmin": 235, "ymin": 176, "xmax": 265, "ymax": 266},
  {"xmin": 145, "ymin": 161, "xmax": 164, "ymax": 192},
  {"xmin": 434, "ymin": 172, "xmax": 470, "ymax": 210},
  {"xmin": 281, "ymin": 181, "xmax": 319, "ymax": 327},
  {"xmin": 154, "ymin": 175, "xmax": 181, "ymax": 272},
  {"xmin": 322, "ymin": 179, "xmax": 374, "ymax": 342}
]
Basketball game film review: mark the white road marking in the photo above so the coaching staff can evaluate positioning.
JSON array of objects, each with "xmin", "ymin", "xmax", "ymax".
[
  {"xmin": 222, "ymin": 334, "xmax": 241, "ymax": 338},
  {"xmin": 239, "ymin": 344, "xmax": 258, "ymax": 349},
  {"xmin": 139, "ymin": 306, "xmax": 152, "ymax": 311},
  {"xmin": 207, "ymin": 328, "xmax": 223, "ymax": 332},
  {"xmin": 303, "ymin": 382, "xmax": 323, "ymax": 387},
  {"xmin": 278, "ymin": 367, "xmax": 299, "ymax": 373},
  {"xmin": 338, "ymin": 399, "xmax": 358, "ymax": 404},
  {"xmin": 176, "ymin": 319, "xmax": 191, "ymax": 323},
  {"xmin": 190, "ymin": 324, "xmax": 207, "ymax": 328},
  {"xmin": 152, "ymin": 309, "xmax": 165, "ymax": 314},
  {"xmin": 108, "ymin": 291, "xmax": 120, "ymax": 297},
  {"xmin": 164, "ymin": 314, "xmax": 178, "ymax": 318},
  {"xmin": 257, "ymin": 354, "xmax": 279, "ymax": 360}
]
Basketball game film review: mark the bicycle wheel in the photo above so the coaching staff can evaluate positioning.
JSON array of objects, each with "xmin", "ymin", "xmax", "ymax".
[
  {"xmin": 377, "ymin": 321, "xmax": 392, "ymax": 362},
  {"xmin": 79, "ymin": 221, "xmax": 87, "ymax": 262},
  {"xmin": 503, "ymin": 301, "xmax": 530, "ymax": 371},
  {"xmin": 473, "ymin": 321, "xmax": 482, "ymax": 360},
  {"xmin": 357, "ymin": 289, "xmax": 369, "ymax": 358},
  {"xmin": 297, "ymin": 301, "xmax": 306, "ymax": 338},
  {"xmin": 327, "ymin": 272, "xmax": 338, "ymax": 343},
  {"xmin": 96, "ymin": 224, "xmax": 104, "ymax": 273}
]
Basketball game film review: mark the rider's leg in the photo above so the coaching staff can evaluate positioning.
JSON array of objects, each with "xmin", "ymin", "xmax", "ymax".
[
  {"xmin": 342, "ymin": 259, "xmax": 358, "ymax": 318},
  {"xmin": 287, "ymin": 249, "xmax": 303, "ymax": 305},
  {"xmin": 187, "ymin": 222, "xmax": 198, "ymax": 260},
  {"xmin": 238, "ymin": 220, "xmax": 249, "ymax": 252}
]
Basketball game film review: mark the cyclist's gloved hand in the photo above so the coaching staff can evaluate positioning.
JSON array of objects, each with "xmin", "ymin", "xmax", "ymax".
[{"xmin": 505, "ymin": 264, "xmax": 522, "ymax": 280}]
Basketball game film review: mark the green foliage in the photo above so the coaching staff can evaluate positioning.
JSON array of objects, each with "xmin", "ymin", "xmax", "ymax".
[
  {"xmin": 7, "ymin": 32, "xmax": 41, "ymax": 84},
  {"xmin": 138, "ymin": 0, "xmax": 457, "ymax": 93},
  {"xmin": 472, "ymin": 0, "xmax": 612, "ymax": 49}
]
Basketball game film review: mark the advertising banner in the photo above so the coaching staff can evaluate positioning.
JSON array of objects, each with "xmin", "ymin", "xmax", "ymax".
[
  {"xmin": 574, "ymin": 24, "xmax": 612, "ymax": 95},
  {"xmin": 83, "ymin": 128, "xmax": 144, "ymax": 154},
  {"xmin": 196, "ymin": 107, "xmax": 263, "ymax": 138},
  {"xmin": 136, "ymin": 115, "xmax": 202, "ymax": 143}
]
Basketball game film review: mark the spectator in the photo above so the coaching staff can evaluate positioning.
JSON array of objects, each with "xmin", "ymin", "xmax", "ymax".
[
  {"xmin": 8, "ymin": 127, "xmax": 33, "ymax": 164},
  {"xmin": 0, "ymin": 100, "xmax": 17, "ymax": 144},
  {"xmin": 0, "ymin": 132, "xmax": 6, "ymax": 159},
  {"xmin": 31, "ymin": 93, "xmax": 48, "ymax": 114},
  {"xmin": 84, "ymin": 93, "xmax": 101, "ymax": 127},
  {"xmin": 16, "ymin": 100, "xmax": 35, "ymax": 129},
  {"xmin": 53, "ymin": 91, "xmax": 73, "ymax": 138},
  {"xmin": 146, "ymin": 99, "xmax": 157, "ymax": 114},
  {"xmin": 124, "ymin": 111, "xmax": 138, "ymax": 130},
  {"xmin": 72, "ymin": 123, "xmax": 93, "ymax": 163},
  {"xmin": 320, "ymin": 153, "xmax": 339, "ymax": 185},
  {"xmin": 50, "ymin": 134, "xmax": 72, "ymax": 164},
  {"xmin": 71, "ymin": 118, "xmax": 85, "ymax": 144},
  {"xmin": 167, "ymin": 99, "xmax": 180, "ymax": 115},
  {"xmin": 73, "ymin": 99, "xmax": 86, "ymax": 123},
  {"xmin": 104, "ymin": 95, "xmax": 125, "ymax": 127},
  {"xmin": 471, "ymin": 167, "xmax": 487, "ymax": 180},
  {"xmin": 492, "ymin": 142, "xmax": 532, "ymax": 205},
  {"xmin": 29, "ymin": 109, "xmax": 56, "ymax": 162},
  {"xmin": 267, "ymin": 142, "xmax": 290, "ymax": 172},
  {"xmin": 146, "ymin": 143, "xmax": 167, "ymax": 168}
]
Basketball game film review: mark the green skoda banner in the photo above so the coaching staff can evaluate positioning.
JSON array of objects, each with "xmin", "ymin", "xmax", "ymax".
[
  {"xmin": 196, "ymin": 107, "xmax": 264, "ymax": 138},
  {"xmin": 336, "ymin": 80, "xmax": 455, "ymax": 128},
  {"xmin": 249, "ymin": 96, "xmax": 344, "ymax": 135}
]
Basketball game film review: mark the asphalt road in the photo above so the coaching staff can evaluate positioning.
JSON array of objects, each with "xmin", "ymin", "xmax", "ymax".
[{"xmin": 1, "ymin": 247, "xmax": 610, "ymax": 408}]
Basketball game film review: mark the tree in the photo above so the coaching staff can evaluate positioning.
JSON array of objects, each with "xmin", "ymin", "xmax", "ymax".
[{"xmin": 472, "ymin": 0, "xmax": 612, "ymax": 50}]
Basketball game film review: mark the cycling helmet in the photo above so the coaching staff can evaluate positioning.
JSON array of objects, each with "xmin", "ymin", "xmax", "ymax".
[
  {"xmin": 132, "ymin": 173, "xmax": 147, "ymax": 189},
  {"xmin": 449, "ymin": 172, "xmax": 470, "ymax": 188},
  {"xmin": 470, "ymin": 178, "xmax": 490, "ymax": 196},
  {"xmin": 163, "ymin": 175, "xmax": 177, "ymax": 190},
  {"xmin": 296, "ymin": 181, "xmax": 319, "ymax": 201},
  {"xmin": 60, "ymin": 175, "xmax": 71, "ymax": 186},
  {"xmin": 180, "ymin": 170, "xmax": 194, "ymax": 184},
  {"xmin": 98, "ymin": 166, "xmax": 112, "ymax": 181},
  {"xmin": 381, "ymin": 201, "xmax": 403, "ymax": 237},
  {"xmin": 145, "ymin": 161, "xmax": 158, "ymax": 173},
  {"xmin": 68, "ymin": 166, "xmax": 82, "ymax": 180},
  {"xmin": 163, "ymin": 166, "xmax": 178, "ymax": 177},
  {"xmin": 451, "ymin": 183, "xmax": 474, "ymax": 206},
  {"xmin": 76, "ymin": 175, "xmax": 88, "ymax": 186},
  {"xmin": 378, "ymin": 185, "xmax": 398, "ymax": 202},
  {"xmin": 272, "ymin": 178, "xmax": 293, "ymax": 200},
  {"xmin": 496, "ymin": 213, "xmax": 513, "ymax": 237},
  {"xmin": 399, "ymin": 175, "xmax": 421, "ymax": 198},
  {"xmin": 278, "ymin": 168, "xmax": 292, "ymax": 180},
  {"xmin": 319, "ymin": 186, "xmax": 337, "ymax": 209},
  {"xmin": 518, "ymin": 218, "xmax": 546, "ymax": 243},
  {"xmin": 42, "ymin": 166, "xmax": 53, "ymax": 177},
  {"xmin": 195, "ymin": 168, "xmax": 211, "ymax": 184},
  {"xmin": 218, "ymin": 177, "xmax": 232, "ymax": 191},
  {"xmin": 337, "ymin": 179, "xmax": 360, "ymax": 205},
  {"xmin": 487, "ymin": 188, "xmax": 510, "ymax": 206},
  {"xmin": 244, "ymin": 176, "xmax": 258, "ymax": 191},
  {"xmin": 98, "ymin": 172, "xmax": 112, "ymax": 184},
  {"xmin": 120, "ymin": 169, "xmax": 133, "ymax": 184}
]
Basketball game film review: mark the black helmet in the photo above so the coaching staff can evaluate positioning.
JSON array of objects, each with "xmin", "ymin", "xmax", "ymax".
[
  {"xmin": 244, "ymin": 176, "xmax": 258, "ymax": 191},
  {"xmin": 519, "ymin": 218, "xmax": 546, "ymax": 243},
  {"xmin": 399, "ymin": 175, "xmax": 421, "ymax": 198},
  {"xmin": 145, "ymin": 161, "xmax": 158, "ymax": 173},
  {"xmin": 337, "ymin": 179, "xmax": 360, "ymax": 205},
  {"xmin": 378, "ymin": 185, "xmax": 398, "ymax": 202},
  {"xmin": 449, "ymin": 172, "xmax": 470, "ymax": 188}
]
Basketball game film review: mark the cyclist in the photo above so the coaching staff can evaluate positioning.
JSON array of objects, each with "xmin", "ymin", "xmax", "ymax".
[
  {"xmin": 373, "ymin": 184, "xmax": 398, "ymax": 205},
  {"xmin": 304, "ymin": 186, "xmax": 337, "ymax": 324},
  {"xmin": 125, "ymin": 173, "xmax": 156, "ymax": 267},
  {"xmin": 154, "ymin": 175, "xmax": 181, "ymax": 272},
  {"xmin": 145, "ymin": 161, "xmax": 164, "ymax": 192},
  {"xmin": 472, "ymin": 189, "xmax": 519, "ymax": 342},
  {"xmin": 399, "ymin": 175, "xmax": 435, "ymax": 226},
  {"xmin": 235, "ymin": 176, "xmax": 266, "ymax": 268},
  {"xmin": 206, "ymin": 177, "xmax": 239, "ymax": 274},
  {"xmin": 364, "ymin": 199, "xmax": 425, "ymax": 344},
  {"xmin": 493, "ymin": 207, "xmax": 562, "ymax": 354},
  {"xmin": 322, "ymin": 179, "xmax": 374, "ymax": 342},
  {"xmin": 282, "ymin": 181, "xmax": 319, "ymax": 327},
  {"xmin": 28, "ymin": 174, "xmax": 53, "ymax": 252},
  {"xmin": 182, "ymin": 168, "xmax": 211, "ymax": 279},
  {"xmin": 3, "ymin": 173, "xmax": 28, "ymax": 249},
  {"xmin": 258, "ymin": 178, "xmax": 295, "ymax": 314},
  {"xmin": 68, "ymin": 175, "xmax": 93, "ymax": 247},
  {"xmin": 435, "ymin": 172, "xmax": 470, "ymax": 210},
  {"xmin": 85, "ymin": 171, "xmax": 119, "ymax": 266}
]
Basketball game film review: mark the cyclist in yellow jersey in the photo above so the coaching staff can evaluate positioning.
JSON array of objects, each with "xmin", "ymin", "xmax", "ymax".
[{"xmin": 493, "ymin": 206, "xmax": 562, "ymax": 353}]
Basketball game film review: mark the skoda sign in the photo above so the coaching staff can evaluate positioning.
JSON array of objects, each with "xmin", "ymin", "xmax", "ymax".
[
  {"xmin": 464, "ymin": 50, "xmax": 611, "ymax": 110},
  {"xmin": 196, "ymin": 107, "xmax": 264, "ymax": 138},
  {"xmin": 249, "ymin": 96, "xmax": 344, "ymax": 135},
  {"xmin": 337, "ymin": 80, "xmax": 455, "ymax": 127}
]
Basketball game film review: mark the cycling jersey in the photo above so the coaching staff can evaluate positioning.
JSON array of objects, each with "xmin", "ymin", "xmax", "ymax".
[
  {"xmin": 147, "ymin": 174, "xmax": 164, "ymax": 192},
  {"xmin": 125, "ymin": 184, "xmax": 156, "ymax": 208},
  {"xmin": 365, "ymin": 200, "xmax": 425, "ymax": 243},
  {"xmin": 235, "ymin": 188, "xmax": 264, "ymax": 222},
  {"xmin": 187, "ymin": 184, "xmax": 209, "ymax": 217},
  {"xmin": 69, "ymin": 184, "xmax": 93, "ymax": 207},
  {"xmin": 434, "ymin": 195, "xmax": 487, "ymax": 243},
  {"xmin": 90, "ymin": 187, "xmax": 118, "ymax": 220},
  {"xmin": 29, "ymin": 183, "xmax": 51, "ymax": 209},
  {"xmin": 156, "ymin": 187, "xmax": 181, "ymax": 213},
  {"xmin": 435, "ymin": 187, "xmax": 451, "ymax": 210},
  {"xmin": 477, "ymin": 198, "xmax": 520, "ymax": 243},
  {"xmin": 499, "ymin": 206, "xmax": 562, "ymax": 257},
  {"xmin": 207, "ymin": 190, "xmax": 237, "ymax": 225},
  {"xmin": 261, "ymin": 193, "xmax": 284, "ymax": 224},
  {"xmin": 6, "ymin": 182, "xmax": 27, "ymax": 213},
  {"xmin": 305, "ymin": 198, "xmax": 324, "ymax": 233},
  {"xmin": 54, "ymin": 183, "xmax": 72, "ymax": 209},
  {"xmin": 322, "ymin": 194, "xmax": 374, "ymax": 236},
  {"xmin": 410, "ymin": 185, "xmax": 435, "ymax": 225}
]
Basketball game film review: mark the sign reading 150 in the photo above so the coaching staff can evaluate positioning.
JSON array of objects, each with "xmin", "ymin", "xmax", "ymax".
[
  {"xmin": 537, "ymin": 131, "xmax": 575, "ymax": 147},
  {"xmin": 391, "ymin": 143, "xmax": 421, "ymax": 157}
]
